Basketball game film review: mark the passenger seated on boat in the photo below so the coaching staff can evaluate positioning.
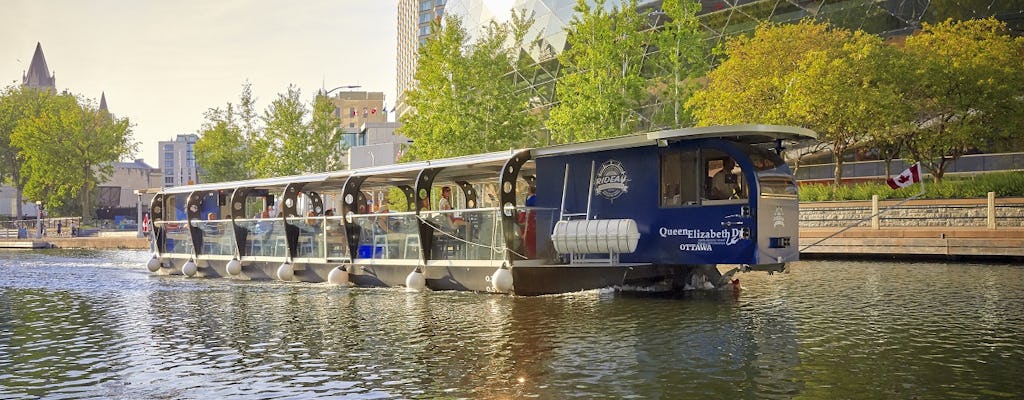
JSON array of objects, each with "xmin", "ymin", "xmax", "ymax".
[
  {"xmin": 710, "ymin": 158, "xmax": 745, "ymax": 200},
  {"xmin": 438, "ymin": 186, "xmax": 466, "ymax": 230},
  {"xmin": 303, "ymin": 210, "xmax": 322, "ymax": 233},
  {"xmin": 374, "ymin": 202, "xmax": 390, "ymax": 234},
  {"xmin": 203, "ymin": 212, "xmax": 223, "ymax": 236}
]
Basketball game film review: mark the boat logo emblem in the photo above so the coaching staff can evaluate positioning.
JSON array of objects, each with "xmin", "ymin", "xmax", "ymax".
[
  {"xmin": 773, "ymin": 206, "xmax": 785, "ymax": 228},
  {"xmin": 594, "ymin": 160, "xmax": 630, "ymax": 201}
]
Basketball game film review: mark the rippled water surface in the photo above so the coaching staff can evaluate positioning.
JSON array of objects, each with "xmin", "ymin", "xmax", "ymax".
[{"xmin": 1, "ymin": 250, "xmax": 1022, "ymax": 399}]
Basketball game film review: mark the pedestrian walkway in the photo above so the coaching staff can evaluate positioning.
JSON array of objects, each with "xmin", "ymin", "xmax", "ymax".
[{"xmin": 800, "ymin": 227, "xmax": 1024, "ymax": 258}]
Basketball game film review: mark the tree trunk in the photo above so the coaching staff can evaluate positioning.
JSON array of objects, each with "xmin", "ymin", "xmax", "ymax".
[
  {"xmin": 80, "ymin": 170, "xmax": 92, "ymax": 224},
  {"xmin": 831, "ymin": 143, "xmax": 846, "ymax": 188}
]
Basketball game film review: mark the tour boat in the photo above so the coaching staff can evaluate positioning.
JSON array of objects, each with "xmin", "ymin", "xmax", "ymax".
[{"xmin": 144, "ymin": 124, "xmax": 815, "ymax": 295}]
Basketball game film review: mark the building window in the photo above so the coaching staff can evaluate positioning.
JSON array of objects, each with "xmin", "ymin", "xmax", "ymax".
[
  {"xmin": 349, "ymin": 122, "xmax": 355, "ymax": 128},
  {"xmin": 420, "ymin": 0, "xmax": 432, "ymax": 11}
]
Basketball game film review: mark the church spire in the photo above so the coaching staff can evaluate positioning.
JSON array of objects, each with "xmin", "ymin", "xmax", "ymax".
[
  {"xmin": 99, "ymin": 92, "xmax": 108, "ymax": 111},
  {"xmin": 22, "ymin": 42, "xmax": 56, "ymax": 90}
]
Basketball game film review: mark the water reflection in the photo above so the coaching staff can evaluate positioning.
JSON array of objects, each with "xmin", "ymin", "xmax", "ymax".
[{"xmin": 0, "ymin": 250, "xmax": 1022, "ymax": 398}]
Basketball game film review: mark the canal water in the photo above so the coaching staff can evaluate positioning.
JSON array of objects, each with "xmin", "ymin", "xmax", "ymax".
[{"xmin": 1, "ymin": 250, "xmax": 1022, "ymax": 399}]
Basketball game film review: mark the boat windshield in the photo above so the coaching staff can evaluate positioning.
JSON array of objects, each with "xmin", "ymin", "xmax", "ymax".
[{"xmin": 743, "ymin": 145, "xmax": 797, "ymax": 197}]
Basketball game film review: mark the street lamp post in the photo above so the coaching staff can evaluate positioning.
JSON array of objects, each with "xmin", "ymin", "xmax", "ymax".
[
  {"xmin": 320, "ymin": 85, "xmax": 362, "ymax": 97},
  {"xmin": 35, "ymin": 201, "xmax": 42, "ymax": 238}
]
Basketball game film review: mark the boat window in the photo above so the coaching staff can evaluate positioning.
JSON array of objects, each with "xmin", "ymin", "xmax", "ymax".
[
  {"xmin": 745, "ymin": 145, "xmax": 797, "ymax": 197},
  {"xmin": 703, "ymin": 149, "xmax": 747, "ymax": 201},
  {"xmin": 660, "ymin": 150, "xmax": 699, "ymax": 207}
]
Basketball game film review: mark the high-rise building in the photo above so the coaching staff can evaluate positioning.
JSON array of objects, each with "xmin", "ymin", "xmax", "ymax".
[
  {"xmin": 158, "ymin": 134, "xmax": 199, "ymax": 188},
  {"xmin": 396, "ymin": 0, "xmax": 448, "ymax": 118}
]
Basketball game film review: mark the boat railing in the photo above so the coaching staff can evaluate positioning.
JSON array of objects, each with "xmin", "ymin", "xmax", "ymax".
[
  {"xmin": 196, "ymin": 219, "xmax": 235, "ymax": 256},
  {"xmin": 235, "ymin": 217, "xmax": 288, "ymax": 258},
  {"xmin": 283, "ymin": 215, "xmax": 349, "ymax": 259},
  {"xmin": 155, "ymin": 220, "xmax": 194, "ymax": 256},
  {"xmin": 422, "ymin": 208, "xmax": 506, "ymax": 261},
  {"xmin": 350, "ymin": 211, "xmax": 420, "ymax": 259}
]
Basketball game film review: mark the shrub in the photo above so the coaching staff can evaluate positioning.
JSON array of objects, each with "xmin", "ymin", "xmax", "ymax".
[{"xmin": 797, "ymin": 171, "xmax": 1024, "ymax": 201}]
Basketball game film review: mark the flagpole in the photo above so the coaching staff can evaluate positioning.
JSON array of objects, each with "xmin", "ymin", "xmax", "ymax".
[{"xmin": 917, "ymin": 162, "xmax": 926, "ymax": 196}]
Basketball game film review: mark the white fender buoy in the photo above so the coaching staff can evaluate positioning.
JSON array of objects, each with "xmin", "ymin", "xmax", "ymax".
[
  {"xmin": 146, "ymin": 256, "xmax": 161, "ymax": 272},
  {"xmin": 405, "ymin": 269, "xmax": 426, "ymax": 291},
  {"xmin": 328, "ymin": 266, "xmax": 350, "ymax": 285},
  {"xmin": 277, "ymin": 262, "xmax": 294, "ymax": 281},
  {"xmin": 225, "ymin": 258, "xmax": 242, "ymax": 276},
  {"xmin": 491, "ymin": 267, "xmax": 513, "ymax": 293},
  {"xmin": 182, "ymin": 260, "xmax": 197, "ymax": 277}
]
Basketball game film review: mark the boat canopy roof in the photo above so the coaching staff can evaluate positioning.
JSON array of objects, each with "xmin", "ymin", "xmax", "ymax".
[
  {"xmin": 533, "ymin": 124, "xmax": 816, "ymax": 158},
  {"xmin": 143, "ymin": 149, "xmax": 524, "ymax": 195},
  {"xmin": 142, "ymin": 125, "xmax": 815, "ymax": 195},
  {"xmin": 146, "ymin": 171, "xmax": 345, "ymax": 195}
]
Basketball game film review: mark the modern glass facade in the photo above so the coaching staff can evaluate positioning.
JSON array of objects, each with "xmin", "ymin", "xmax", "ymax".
[{"xmin": 430, "ymin": 0, "xmax": 1022, "ymax": 131}]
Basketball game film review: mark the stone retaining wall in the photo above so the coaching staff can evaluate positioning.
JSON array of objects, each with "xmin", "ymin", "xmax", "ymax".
[{"xmin": 800, "ymin": 198, "xmax": 1024, "ymax": 228}]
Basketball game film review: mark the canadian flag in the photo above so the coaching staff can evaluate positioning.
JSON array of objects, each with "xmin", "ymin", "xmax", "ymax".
[{"xmin": 887, "ymin": 162, "xmax": 921, "ymax": 189}]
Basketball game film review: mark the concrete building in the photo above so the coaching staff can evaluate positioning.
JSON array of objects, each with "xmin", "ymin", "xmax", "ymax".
[
  {"xmin": 346, "ymin": 122, "xmax": 411, "ymax": 169},
  {"xmin": 96, "ymin": 159, "xmax": 161, "ymax": 209},
  {"xmin": 158, "ymin": 134, "xmax": 200, "ymax": 188},
  {"xmin": 396, "ymin": 0, "xmax": 448, "ymax": 118},
  {"xmin": 323, "ymin": 90, "xmax": 410, "ymax": 169},
  {"xmin": 327, "ymin": 90, "xmax": 388, "ymax": 134}
]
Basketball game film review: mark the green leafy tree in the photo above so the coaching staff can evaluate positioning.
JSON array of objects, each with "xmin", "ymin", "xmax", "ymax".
[
  {"xmin": 400, "ymin": 14, "xmax": 539, "ymax": 160},
  {"xmin": 195, "ymin": 82, "xmax": 260, "ymax": 183},
  {"xmin": 306, "ymin": 94, "xmax": 346, "ymax": 172},
  {"xmin": 194, "ymin": 116, "xmax": 248, "ymax": 183},
  {"xmin": 648, "ymin": 0, "xmax": 706, "ymax": 128},
  {"xmin": 688, "ymin": 21, "xmax": 906, "ymax": 184},
  {"xmin": 0, "ymin": 86, "xmax": 51, "ymax": 218},
  {"xmin": 547, "ymin": 0, "xmax": 651, "ymax": 143},
  {"xmin": 784, "ymin": 29, "xmax": 908, "ymax": 185},
  {"xmin": 13, "ymin": 93, "xmax": 136, "ymax": 222},
  {"xmin": 900, "ymin": 17, "xmax": 1024, "ymax": 181},
  {"xmin": 253, "ymin": 85, "xmax": 307, "ymax": 177}
]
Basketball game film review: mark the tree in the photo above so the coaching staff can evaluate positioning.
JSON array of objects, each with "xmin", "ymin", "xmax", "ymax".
[
  {"xmin": 0, "ymin": 86, "xmax": 51, "ymax": 218},
  {"xmin": 648, "ymin": 0, "xmax": 706, "ymax": 129},
  {"xmin": 252, "ymin": 85, "xmax": 307, "ymax": 177},
  {"xmin": 12, "ymin": 92, "xmax": 136, "ymax": 222},
  {"xmin": 400, "ymin": 14, "xmax": 540, "ymax": 160},
  {"xmin": 547, "ymin": 0, "xmax": 651, "ymax": 143},
  {"xmin": 783, "ymin": 29, "xmax": 908, "ymax": 185},
  {"xmin": 306, "ymin": 94, "xmax": 346, "ymax": 172},
  {"xmin": 195, "ymin": 82, "xmax": 260, "ymax": 183},
  {"xmin": 687, "ymin": 21, "xmax": 905, "ymax": 185},
  {"xmin": 900, "ymin": 17, "xmax": 1024, "ymax": 181},
  {"xmin": 194, "ymin": 117, "xmax": 249, "ymax": 183}
]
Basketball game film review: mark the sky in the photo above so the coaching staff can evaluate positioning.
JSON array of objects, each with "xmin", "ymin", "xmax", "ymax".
[{"xmin": 0, "ymin": 0, "xmax": 398, "ymax": 165}]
